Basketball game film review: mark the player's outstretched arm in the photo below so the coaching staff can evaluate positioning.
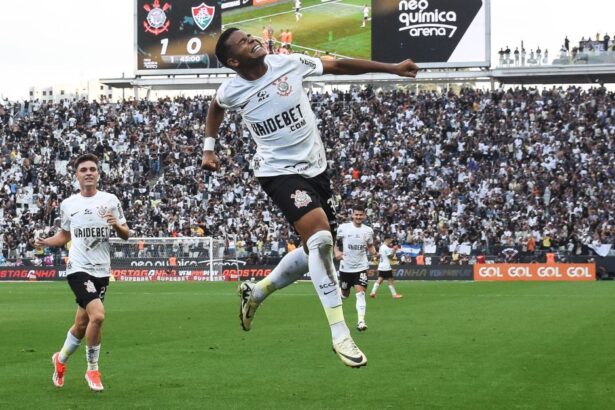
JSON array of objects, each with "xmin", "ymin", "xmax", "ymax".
[
  {"xmin": 321, "ymin": 58, "xmax": 419, "ymax": 78},
  {"xmin": 34, "ymin": 230, "xmax": 71, "ymax": 249},
  {"xmin": 202, "ymin": 97, "xmax": 226, "ymax": 172}
]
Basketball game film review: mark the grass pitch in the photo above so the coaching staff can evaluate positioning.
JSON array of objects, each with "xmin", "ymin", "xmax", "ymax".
[
  {"xmin": 223, "ymin": 0, "xmax": 371, "ymax": 58},
  {"xmin": 1, "ymin": 281, "xmax": 614, "ymax": 409}
]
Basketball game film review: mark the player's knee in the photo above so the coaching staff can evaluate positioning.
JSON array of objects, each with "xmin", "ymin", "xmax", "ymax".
[
  {"xmin": 88, "ymin": 311, "xmax": 105, "ymax": 326},
  {"xmin": 306, "ymin": 230, "xmax": 333, "ymax": 253},
  {"xmin": 74, "ymin": 321, "xmax": 88, "ymax": 335}
]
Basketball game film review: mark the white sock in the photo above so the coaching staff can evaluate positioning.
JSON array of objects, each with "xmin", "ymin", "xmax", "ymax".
[
  {"xmin": 389, "ymin": 284, "xmax": 398, "ymax": 296},
  {"xmin": 59, "ymin": 330, "xmax": 81, "ymax": 363},
  {"xmin": 371, "ymin": 282, "xmax": 380, "ymax": 295},
  {"xmin": 252, "ymin": 247, "xmax": 308, "ymax": 303},
  {"xmin": 307, "ymin": 230, "xmax": 350, "ymax": 343},
  {"xmin": 356, "ymin": 291, "xmax": 366, "ymax": 323},
  {"xmin": 86, "ymin": 344, "xmax": 101, "ymax": 371}
]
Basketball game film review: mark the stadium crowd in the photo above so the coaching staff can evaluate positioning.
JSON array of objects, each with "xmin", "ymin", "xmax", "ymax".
[
  {"xmin": 497, "ymin": 33, "xmax": 615, "ymax": 67},
  {"xmin": 1, "ymin": 85, "xmax": 614, "ymax": 263}
]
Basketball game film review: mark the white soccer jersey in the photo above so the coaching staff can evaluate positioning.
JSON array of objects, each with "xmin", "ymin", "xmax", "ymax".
[
  {"xmin": 337, "ymin": 222, "xmax": 374, "ymax": 272},
  {"xmin": 216, "ymin": 54, "xmax": 326, "ymax": 178},
  {"xmin": 378, "ymin": 244, "xmax": 394, "ymax": 271},
  {"xmin": 60, "ymin": 191, "xmax": 126, "ymax": 278}
]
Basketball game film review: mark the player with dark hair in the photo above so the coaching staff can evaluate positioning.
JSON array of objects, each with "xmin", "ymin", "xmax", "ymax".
[
  {"xmin": 370, "ymin": 235, "xmax": 403, "ymax": 299},
  {"xmin": 334, "ymin": 205, "xmax": 377, "ymax": 331},
  {"xmin": 204, "ymin": 28, "xmax": 418, "ymax": 367},
  {"xmin": 35, "ymin": 153, "xmax": 129, "ymax": 391}
]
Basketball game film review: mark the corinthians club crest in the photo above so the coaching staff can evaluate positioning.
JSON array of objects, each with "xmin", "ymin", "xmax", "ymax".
[
  {"xmin": 272, "ymin": 76, "xmax": 292, "ymax": 97},
  {"xmin": 291, "ymin": 190, "xmax": 312, "ymax": 208},
  {"xmin": 143, "ymin": 0, "xmax": 171, "ymax": 36},
  {"xmin": 192, "ymin": 2, "xmax": 215, "ymax": 31}
]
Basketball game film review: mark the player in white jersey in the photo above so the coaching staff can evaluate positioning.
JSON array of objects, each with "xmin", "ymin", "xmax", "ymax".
[
  {"xmin": 35, "ymin": 154, "xmax": 129, "ymax": 392},
  {"xmin": 295, "ymin": 0, "xmax": 302, "ymax": 21},
  {"xmin": 370, "ymin": 235, "xmax": 403, "ymax": 299},
  {"xmin": 361, "ymin": 4, "xmax": 369, "ymax": 27},
  {"xmin": 202, "ymin": 28, "xmax": 418, "ymax": 368},
  {"xmin": 334, "ymin": 205, "xmax": 377, "ymax": 331}
]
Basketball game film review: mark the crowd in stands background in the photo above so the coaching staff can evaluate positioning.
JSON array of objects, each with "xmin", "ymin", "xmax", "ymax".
[
  {"xmin": 498, "ymin": 33, "xmax": 615, "ymax": 67},
  {"xmin": 1, "ymin": 85, "xmax": 614, "ymax": 266}
]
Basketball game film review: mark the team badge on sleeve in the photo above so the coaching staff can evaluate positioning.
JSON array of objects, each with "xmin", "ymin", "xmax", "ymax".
[{"xmin": 291, "ymin": 190, "xmax": 312, "ymax": 208}]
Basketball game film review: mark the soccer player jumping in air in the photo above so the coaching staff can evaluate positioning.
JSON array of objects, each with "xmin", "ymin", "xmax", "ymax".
[{"xmin": 202, "ymin": 28, "xmax": 418, "ymax": 367}]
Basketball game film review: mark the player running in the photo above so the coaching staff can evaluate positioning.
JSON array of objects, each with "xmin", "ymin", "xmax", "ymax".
[
  {"xmin": 361, "ymin": 4, "xmax": 370, "ymax": 27},
  {"xmin": 370, "ymin": 236, "xmax": 403, "ymax": 299},
  {"xmin": 202, "ymin": 28, "xmax": 418, "ymax": 367},
  {"xmin": 35, "ymin": 153, "xmax": 129, "ymax": 392},
  {"xmin": 295, "ymin": 0, "xmax": 303, "ymax": 21},
  {"xmin": 335, "ymin": 205, "xmax": 377, "ymax": 331}
]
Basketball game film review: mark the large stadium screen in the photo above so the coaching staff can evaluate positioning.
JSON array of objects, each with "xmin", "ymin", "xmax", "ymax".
[
  {"xmin": 372, "ymin": 0, "xmax": 490, "ymax": 68},
  {"xmin": 135, "ymin": 0, "xmax": 490, "ymax": 75},
  {"xmin": 136, "ymin": 0, "xmax": 222, "ymax": 74}
]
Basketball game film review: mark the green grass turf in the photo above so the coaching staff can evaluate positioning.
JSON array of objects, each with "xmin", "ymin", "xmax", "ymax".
[
  {"xmin": 1, "ymin": 281, "xmax": 614, "ymax": 409},
  {"xmin": 223, "ymin": 0, "xmax": 371, "ymax": 58}
]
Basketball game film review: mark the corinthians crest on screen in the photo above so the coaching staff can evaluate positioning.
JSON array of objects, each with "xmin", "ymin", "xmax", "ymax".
[
  {"xmin": 192, "ymin": 2, "xmax": 215, "ymax": 31},
  {"xmin": 143, "ymin": 0, "xmax": 171, "ymax": 35}
]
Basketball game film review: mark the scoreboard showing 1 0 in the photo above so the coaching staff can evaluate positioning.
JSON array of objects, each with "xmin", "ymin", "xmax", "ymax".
[{"xmin": 136, "ymin": 0, "xmax": 222, "ymax": 74}]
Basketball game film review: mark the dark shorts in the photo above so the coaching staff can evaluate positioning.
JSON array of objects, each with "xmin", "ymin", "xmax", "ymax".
[
  {"xmin": 378, "ymin": 270, "xmax": 393, "ymax": 279},
  {"xmin": 339, "ymin": 270, "xmax": 369, "ymax": 291},
  {"xmin": 258, "ymin": 171, "xmax": 337, "ymax": 234},
  {"xmin": 67, "ymin": 272, "xmax": 109, "ymax": 309}
]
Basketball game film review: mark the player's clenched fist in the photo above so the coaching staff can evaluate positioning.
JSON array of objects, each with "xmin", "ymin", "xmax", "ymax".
[
  {"xmin": 34, "ymin": 237, "xmax": 47, "ymax": 248},
  {"xmin": 202, "ymin": 151, "xmax": 220, "ymax": 171},
  {"xmin": 394, "ymin": 59, "xmax": 420, "ymax": 78}
]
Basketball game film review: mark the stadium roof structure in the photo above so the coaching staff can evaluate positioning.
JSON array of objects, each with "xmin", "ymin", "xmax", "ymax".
[{"xmin": 100, "ymin": 63, "xmax": 615, "ymax": 92}]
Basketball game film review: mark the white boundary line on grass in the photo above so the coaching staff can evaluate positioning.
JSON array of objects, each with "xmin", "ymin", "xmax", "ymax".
[{"xmin": 228, "ymin": 0, "xmax": 363, "ymax": 26}]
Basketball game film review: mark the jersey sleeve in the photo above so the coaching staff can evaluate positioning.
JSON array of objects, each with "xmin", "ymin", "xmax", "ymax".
[
  {"xmin": 214, "ymin": 77, "xmax": 238, "ymax": 110},
  {"xmin": 289, "ymin": 54, "xmax": 323, "ymax": 78},
  {"xmin": 336, "ymin": 224, "xmax": 344, "ymax": 242},
  {"xmin": 60, "ymin": 201, "xmax": 70, "ymax": 231},
  {"xmin": 112, "ymin": 195, "xmax": 127, "ymax": 225},
  {"xmin": 366, "ymin": 227, "xmax": 374, "ymax": 245},
  {"xmin": 214, "ymin": 83, "xmax": 232, "ymax": 109}
]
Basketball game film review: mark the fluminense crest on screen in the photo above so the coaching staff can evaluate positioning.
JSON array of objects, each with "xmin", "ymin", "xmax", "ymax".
[{"xmin": 191, "ymin": 2, "xmax": 216, "ymax": 31}]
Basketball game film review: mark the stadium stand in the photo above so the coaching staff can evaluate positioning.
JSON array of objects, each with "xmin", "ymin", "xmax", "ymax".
[
  {"xmin": 497, "ymin": 34, "xmax": 615, "ymax": 67},
  {"xmin": 0, "ymin": 85, "xmax": 613, "ymax": 266}
]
